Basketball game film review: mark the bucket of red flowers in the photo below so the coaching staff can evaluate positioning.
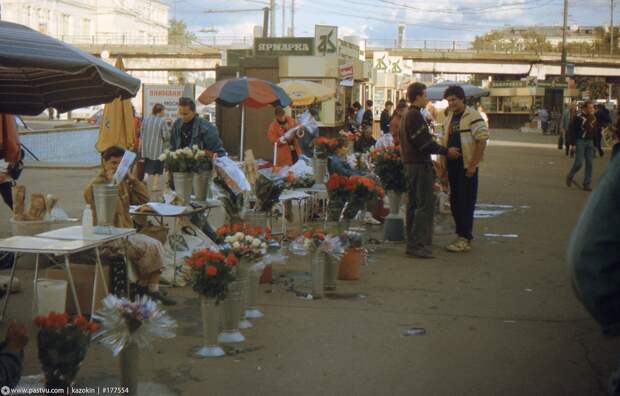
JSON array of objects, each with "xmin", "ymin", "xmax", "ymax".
[{"xmin": 33, "ymin": 312, "xmax": 98, "ymax": 390}]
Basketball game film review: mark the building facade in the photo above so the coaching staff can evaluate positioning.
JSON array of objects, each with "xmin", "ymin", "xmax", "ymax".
[{"xmin": 2, "ymin": 0, "xmax": 169, "ymax": 45}]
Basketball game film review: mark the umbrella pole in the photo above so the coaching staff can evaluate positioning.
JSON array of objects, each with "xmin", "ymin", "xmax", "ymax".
[{"xmin": 240, "ymin": 105, "xmax": 245, "ymax": 162}]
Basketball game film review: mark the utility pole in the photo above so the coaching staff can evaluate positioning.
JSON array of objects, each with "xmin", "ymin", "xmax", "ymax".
[
  {"xmin": 290, "ymin": 0, "xmax": 295, "ymax": 37},
  {"xmin": 561, "ymin": 0, "xmax": 568, "ymax": 76},
  {"xmin": 270, "ymin": 0, "xmax": 275, "ymax": 37},
  {"xmin": 611, "ymin": 0, "xmax": 615, "ymax": 55},
  {"xmin": 282, "ymin": 0, "xmax": 286, "ymax": 37}
]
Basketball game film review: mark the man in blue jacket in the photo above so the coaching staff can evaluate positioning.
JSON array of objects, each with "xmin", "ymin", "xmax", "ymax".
[{"xmin": 170, "ymin": 97, "xmax": 227, "ymax": 156}]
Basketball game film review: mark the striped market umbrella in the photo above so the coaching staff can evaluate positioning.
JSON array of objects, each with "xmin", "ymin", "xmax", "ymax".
[
  {"xmin": 198, "ymin": 77, "xmax": 292, "ymax": 161},
  {"xmin": 278, "ymin": 80, "xmax": 335, "ymax": 106},
  {"xmin": 0, "ymin": 21, "xmax": 140, "ymax": 116}
]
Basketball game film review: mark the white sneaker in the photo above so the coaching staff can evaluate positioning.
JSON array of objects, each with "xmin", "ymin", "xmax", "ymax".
[
  {"xmin": 445, "ymin": 237, "xmax": 471, "ymax": 253},
  {"xmin": 363, "ymin": 212, "xmax": 381, "ymax": 225}
]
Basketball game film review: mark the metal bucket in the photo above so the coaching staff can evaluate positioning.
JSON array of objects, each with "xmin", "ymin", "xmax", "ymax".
[
  {"xmin": 173, "ymin": 172, "xmax": 193, "ymax": 203},
  {"xmin": 92, "ymin": 183, "xmax": 119, "ymax": 226},
  {"xmin": 192, "ymin": 171, "xmax": 212, "ymax": 202}
]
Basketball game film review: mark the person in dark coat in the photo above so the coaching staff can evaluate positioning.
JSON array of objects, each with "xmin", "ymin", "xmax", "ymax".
[
  {"xmin": 380, "ymin": 101, "xmax": 393, "ymax": 135},
  {"xmin": 595, "ymin": 104, "xmax": 612, "ymax": 157},
  {"xmin": 169, "ymin": 97, "xmax": 226, "ymax": 156},
  {"xmin": 0, "ymin": 321, "xmax": 28, "ymax": 387}
]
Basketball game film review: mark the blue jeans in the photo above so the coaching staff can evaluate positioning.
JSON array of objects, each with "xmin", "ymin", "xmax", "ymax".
[{"xmin": 568, "ymin": 139, "xmax": 594, "ymax": 186}]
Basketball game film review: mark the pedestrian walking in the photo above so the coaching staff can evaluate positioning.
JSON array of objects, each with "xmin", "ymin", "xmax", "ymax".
[
  {"xmin": 380, "ymin": 101, "xmax": 393, "ymax": 135},
  {"xmin": 140, "ymin": 103, "xmax": 170, "ymax": 192},
  {"xmin": 440, "ymin": 85, "xmax": 490, "ymax": 253},
  {"xmin": 560, "ymin": 102, "xmax": 577, "ymax": 155},
  {"xmin": 566, "ymin": 100, "xmax": 597, "ymax": 191},
  {"xmin": 353, "ymin": 101, "xmax": 364, "ymax": 129},
  {"xmin": 595, "ymin": 104, "xmax": 611, "ymax": 158},
  {"xmin": 538, "ymin": 107, "xmax": 550, "ymax": 134},
  {"xmin": 362, "ymin": 100, "xmax": 374, "ymax": 128},
  {"xmin": 400, "ymin": 83, "xmax": 460, "ymax": 259}
]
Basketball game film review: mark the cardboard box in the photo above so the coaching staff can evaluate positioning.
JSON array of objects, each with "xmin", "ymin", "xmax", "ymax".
[{"xmin": 44, "ymin": 263, "xmax": 110, "ymax": 315}]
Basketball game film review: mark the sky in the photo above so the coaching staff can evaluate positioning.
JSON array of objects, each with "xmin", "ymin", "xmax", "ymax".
[{"xmin": 162, "ymin": 0, "xmax": 619, "ymax": 45}]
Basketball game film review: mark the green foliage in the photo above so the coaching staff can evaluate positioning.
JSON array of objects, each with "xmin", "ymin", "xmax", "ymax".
[{"xmin": 168, "ymin": 19, "xmax": 197, "ymax": 46}]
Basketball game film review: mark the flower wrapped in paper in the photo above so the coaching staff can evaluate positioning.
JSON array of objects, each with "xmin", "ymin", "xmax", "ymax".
[
  {"xmin": 255, "ymin": 168, "xmax": 286, "ymax": 212},
  {"xmin": 313, "ymin": 137, "xmax": 338, "ymax": 159},
  {"xmin": 34, "ymin": 312, "xmax": 98, "ymax": 388},
  {"xmin": 93, "ymin": 294, "xmax": 177, "ymax": 357},
  {"xmin": 369, "ymin": 146, "xmax": 406, "ymax": 193}
]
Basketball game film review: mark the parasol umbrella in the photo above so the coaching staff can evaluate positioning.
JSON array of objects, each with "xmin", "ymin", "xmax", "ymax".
[
  {"xmin": 0, "ymin": 21, "xmax": 140, "ymax": 116},
  {"xmin": 425, "ymin": 81, "xmax": 489, "ymax": 102},
  {"xmin": 278, "ymin": 80, "xmax": 335, "ymax": 107},
  {"xmin": 95, "ymin": 57, "xmax": 136, "ymax": 152},
  {"xmin": 198, "ymin": 77, "xmax": 292, "ymax": 161}
]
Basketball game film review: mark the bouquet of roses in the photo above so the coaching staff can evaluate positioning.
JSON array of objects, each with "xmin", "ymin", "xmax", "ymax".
[
  {"xmin": 345, "ymin": 176, "xmax": 385, "ymax": 219},
  {"xmin": 327, "ymin": 174, "xmax": 351, "ymax": 221},
  {"xmin": 94, "ymin": 295, "xmax": 177, "ymax": 356},
  {"xmin": 34, "ymin": 312, "xmax": 98, "ymax": 388},
  {"xmin": 285, "ymin": 172, "xmax": 315, "ymax": 190},
  {"xmin": 186, "ymin": 248, "xmax": 237, "ymax": 303},
  {"xmin": 290, "ymin": 227, "xmax": 345, "ymax": 260},
  {"xmin": 313, "ymin": 137, "xmax": 338, "ymax": 159},
  {"xmin": 192, "ymin": 145, "xmax": 216, "ymax": 172},
  {"xmin": 159, "ymin": 147, "xmax": 197, "ymax": 173},
  {"xmin": 369, "ymin": 146, "xmax": 406, "ymax": 193},
  {"xmin": 217, "ymin": 224, "xmax": 269, "ymax": 261}
]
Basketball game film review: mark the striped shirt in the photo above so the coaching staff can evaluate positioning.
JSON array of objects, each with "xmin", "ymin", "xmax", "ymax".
[{"xmin": 140, "ymin": 115, "xmax": 170, "ymax": 160}]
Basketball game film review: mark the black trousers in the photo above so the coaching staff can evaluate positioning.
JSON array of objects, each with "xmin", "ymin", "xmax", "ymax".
[
  {"xmin": 405, "ymin": 163, "xmax": 435, "ymax": 251},
  {"xmin": 0, "ymin": 182, "xmax": 13, "ymax": 209},
  {"xmin": 447, "ymin": 160, "xmax": 479, "ymax": 241}
]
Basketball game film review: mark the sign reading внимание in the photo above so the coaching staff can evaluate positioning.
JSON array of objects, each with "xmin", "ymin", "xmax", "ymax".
[{"xmin": 254, "ymin": 38, "xmax": 315, "ymax": 56}]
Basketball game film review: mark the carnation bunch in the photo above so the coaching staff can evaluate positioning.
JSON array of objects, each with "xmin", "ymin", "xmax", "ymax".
[
  {"xmin": 313, "ymin": 137, "xmax": 338, "ymax": 159},
  {"xmin": 186, "ymin": 248, "xmax": 237, "ymax": 302}
]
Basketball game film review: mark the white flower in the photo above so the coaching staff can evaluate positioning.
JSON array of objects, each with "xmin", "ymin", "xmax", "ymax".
[
  {"xmin": 224, "ymin": 236, "xmax": 233, "ymax": 244},
  {"xmin": 172, "ymin": 152, "xmax": 179, "ymax": 159},
  {"xmin": 192, "ymin": 145, "xmax": 199, "ymax": 151},
  {"xmin": 234, "ymin": 232, "xmax": 245, "ymax": 242},
  {"xmin": 261, "ymin": 242, "xmax": 267, "ymax": 249},
  {"xmin": 304, "ymin": 240, "xmax": 312, "ymax": 249},
  {"xmin": 232, "ymin": 242, "xmax": 241, "ymax": 251},
  {"xmin": 196, "ymin": 151, "xmax": 206, "ymax": 159},
  {"xmin": 251, "ymin": 239, "xmax": 261, "ymax": 248},
  {"xmin": 245, "ymin": 235, "xmax": 254, "ymax": 243},
  {"xmin": 158, "ymin": 153, "xmax": 166, "ymax": 161}
]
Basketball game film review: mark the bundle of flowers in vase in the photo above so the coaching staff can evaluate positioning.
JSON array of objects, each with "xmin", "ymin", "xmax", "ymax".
[
  {"xmin": 326, "ymin": 174, "xmax": 351, "ymax": 221},
  {"xmin": 285, "ymin": 172, "xmax": 315, "ymax": 190},
  {"xmin": 186, "ymin": 248, "xmax": 237, "ymax": 303},
  {"xmin": 313, "ymin": 137, "xmax": 338, "ymax": 159},
  {"xmin": 369, "ymin": 146, "xmax": 406, "ymax": 194},
  {"xmin": 159, "ymin": 147, "xmax": 196, "ymax": 173},
  {"xmin": 34, "ymin": 312, "xmax": 98, "ymax": 389},
  {"xmin": 346, "ymin": 175, "xmax": 385, "ymax": 219}
]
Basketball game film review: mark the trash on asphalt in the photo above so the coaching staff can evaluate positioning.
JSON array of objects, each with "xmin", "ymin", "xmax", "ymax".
[{"xmin": 403, "ymin": 327, "xmax": 427, "ymax": 336}]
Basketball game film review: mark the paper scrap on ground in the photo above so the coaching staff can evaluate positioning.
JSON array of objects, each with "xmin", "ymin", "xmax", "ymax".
[
  {"xmin": 483, "ymin": 233, "xmax": 519, "ymax": 238},
  {"xmin": 403, "ymin": 328, "xmax": 427, "ymax": 336}
]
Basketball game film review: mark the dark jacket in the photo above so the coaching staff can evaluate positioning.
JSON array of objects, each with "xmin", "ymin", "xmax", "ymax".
[
  {"xmin": 0, "ymin": 342, "xmax": 22, "ymax": 387},
  {"xmin": 354, "ymin": 135, "xmax": 376, "ymax": 153},
  {"xmin": 399, "ymin": 105, "xmax": 448, "ymax": 164},
  {"xmin": 170, "ymin": 116, "xmax": 227, "ymax": 156},
  {"xmin": 569, "ymin": 154, "xmax": 620, "ymax": 335},
  {"xmin": 362, "ymin": 109, "xmax": 373, "ymax": 127},
  {"xmin": 328, "ymin": 155, "xmax": 361, "ymax": 177},
  {"xmin": 567, "ymin": 112, "xmax": 597, "ymax": 145},
  {"xmin": 380, "ymin": 109, "xmax": 391, "ymax": 133}
]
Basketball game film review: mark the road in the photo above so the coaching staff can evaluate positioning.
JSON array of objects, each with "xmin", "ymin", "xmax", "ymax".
[{"xmin": 1, "ymin": 130, "xmax": 618, "ymax": 395}]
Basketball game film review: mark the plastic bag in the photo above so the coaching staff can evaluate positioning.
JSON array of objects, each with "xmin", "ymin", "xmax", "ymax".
[
  {"xmin": 289, "ymin": 159, "xmax": 314, "ymax": 177},
  {"xmin": 215, "ymin": 156, "xmax": 251, "ymax": 194}
]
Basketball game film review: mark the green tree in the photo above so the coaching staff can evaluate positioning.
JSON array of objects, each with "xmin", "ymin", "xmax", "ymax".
[
  {"xmin": 521, "ymin": 29, "xmax": 553, "ymax": 54},
  {"xmin": 168, "ymin": 18, "xmax": 197, "ymax": 46}
]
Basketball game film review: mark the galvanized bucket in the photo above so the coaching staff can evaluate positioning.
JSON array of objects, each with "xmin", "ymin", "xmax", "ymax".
[{"xmin": 92, "ymin": 183, "xmax": 119, "ymax": 226}]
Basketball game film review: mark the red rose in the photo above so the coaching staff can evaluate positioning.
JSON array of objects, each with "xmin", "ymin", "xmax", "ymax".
[
  {"xmin": 206, "ymin": 265, "xmax": 218, "ymax": 276},
  {"xmin": 73, "ymin": 315, "xmax": 88, "ymax": 331},
  {"xmin": 304, "ymin": 231, "xmax": 313, "ymax": 239},
  {"xmin": 33, "ymin": 316, "xmax": 47, "ymax": 328},
  {"xmin": 87, "ymin": 322, "xmax": 99, "ymax": 333},
  {"xmin": 226, "ymin": 254, "xmax": 238, "ymax": 267}
]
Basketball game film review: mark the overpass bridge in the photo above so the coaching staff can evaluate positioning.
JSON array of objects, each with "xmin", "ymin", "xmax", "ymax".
[{"xmin": 74, "ymin": 42, "xmax": 620, "ymax": 78}]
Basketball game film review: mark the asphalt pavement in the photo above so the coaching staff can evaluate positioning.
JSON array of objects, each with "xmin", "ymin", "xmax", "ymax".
[{"xmin": 0, "ymin": 130, "xmax": 618, "ymax": 395}]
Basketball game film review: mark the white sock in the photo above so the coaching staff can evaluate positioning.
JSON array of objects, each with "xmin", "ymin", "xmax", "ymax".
[{"xmin": 148, "ymin": 283, "xmax": 159, "ymax": 293}]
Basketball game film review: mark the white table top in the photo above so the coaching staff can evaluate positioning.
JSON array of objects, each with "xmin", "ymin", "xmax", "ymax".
[
  {"xmin": 280, "ymin": 190, "xmax": 311, "ymax": 201},
  {"xmin": 36, "ymin": 225, "xmax": 136, "ymax": 243},
  {"xmin": 129, "ymin": 200, "xmax": 220, "ymax": 217},
  {"xmin": 0, "ymin": 236, "xmax": 101, "ymax": 255}
]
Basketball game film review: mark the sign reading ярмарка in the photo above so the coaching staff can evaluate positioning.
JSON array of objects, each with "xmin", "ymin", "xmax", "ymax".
[{"xmin": 254, "ymin": 38, "xmax": 315, "ymax": 56}]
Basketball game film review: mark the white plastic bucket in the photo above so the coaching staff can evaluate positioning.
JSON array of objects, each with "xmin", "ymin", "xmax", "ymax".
[{"xmin": 36, "ymin": 279, "xmax": 68, "ymax": 316}]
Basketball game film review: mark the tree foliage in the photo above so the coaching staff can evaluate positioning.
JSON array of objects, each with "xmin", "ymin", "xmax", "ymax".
[{"xmin": 168, "ymin": 18, "xmax": 197, "ymax": 46}]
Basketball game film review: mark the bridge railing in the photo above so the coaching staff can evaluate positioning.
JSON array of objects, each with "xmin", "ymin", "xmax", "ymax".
[{"xmin": 367, "ymin": 38, "xmax": 620, "ymax": 58}]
